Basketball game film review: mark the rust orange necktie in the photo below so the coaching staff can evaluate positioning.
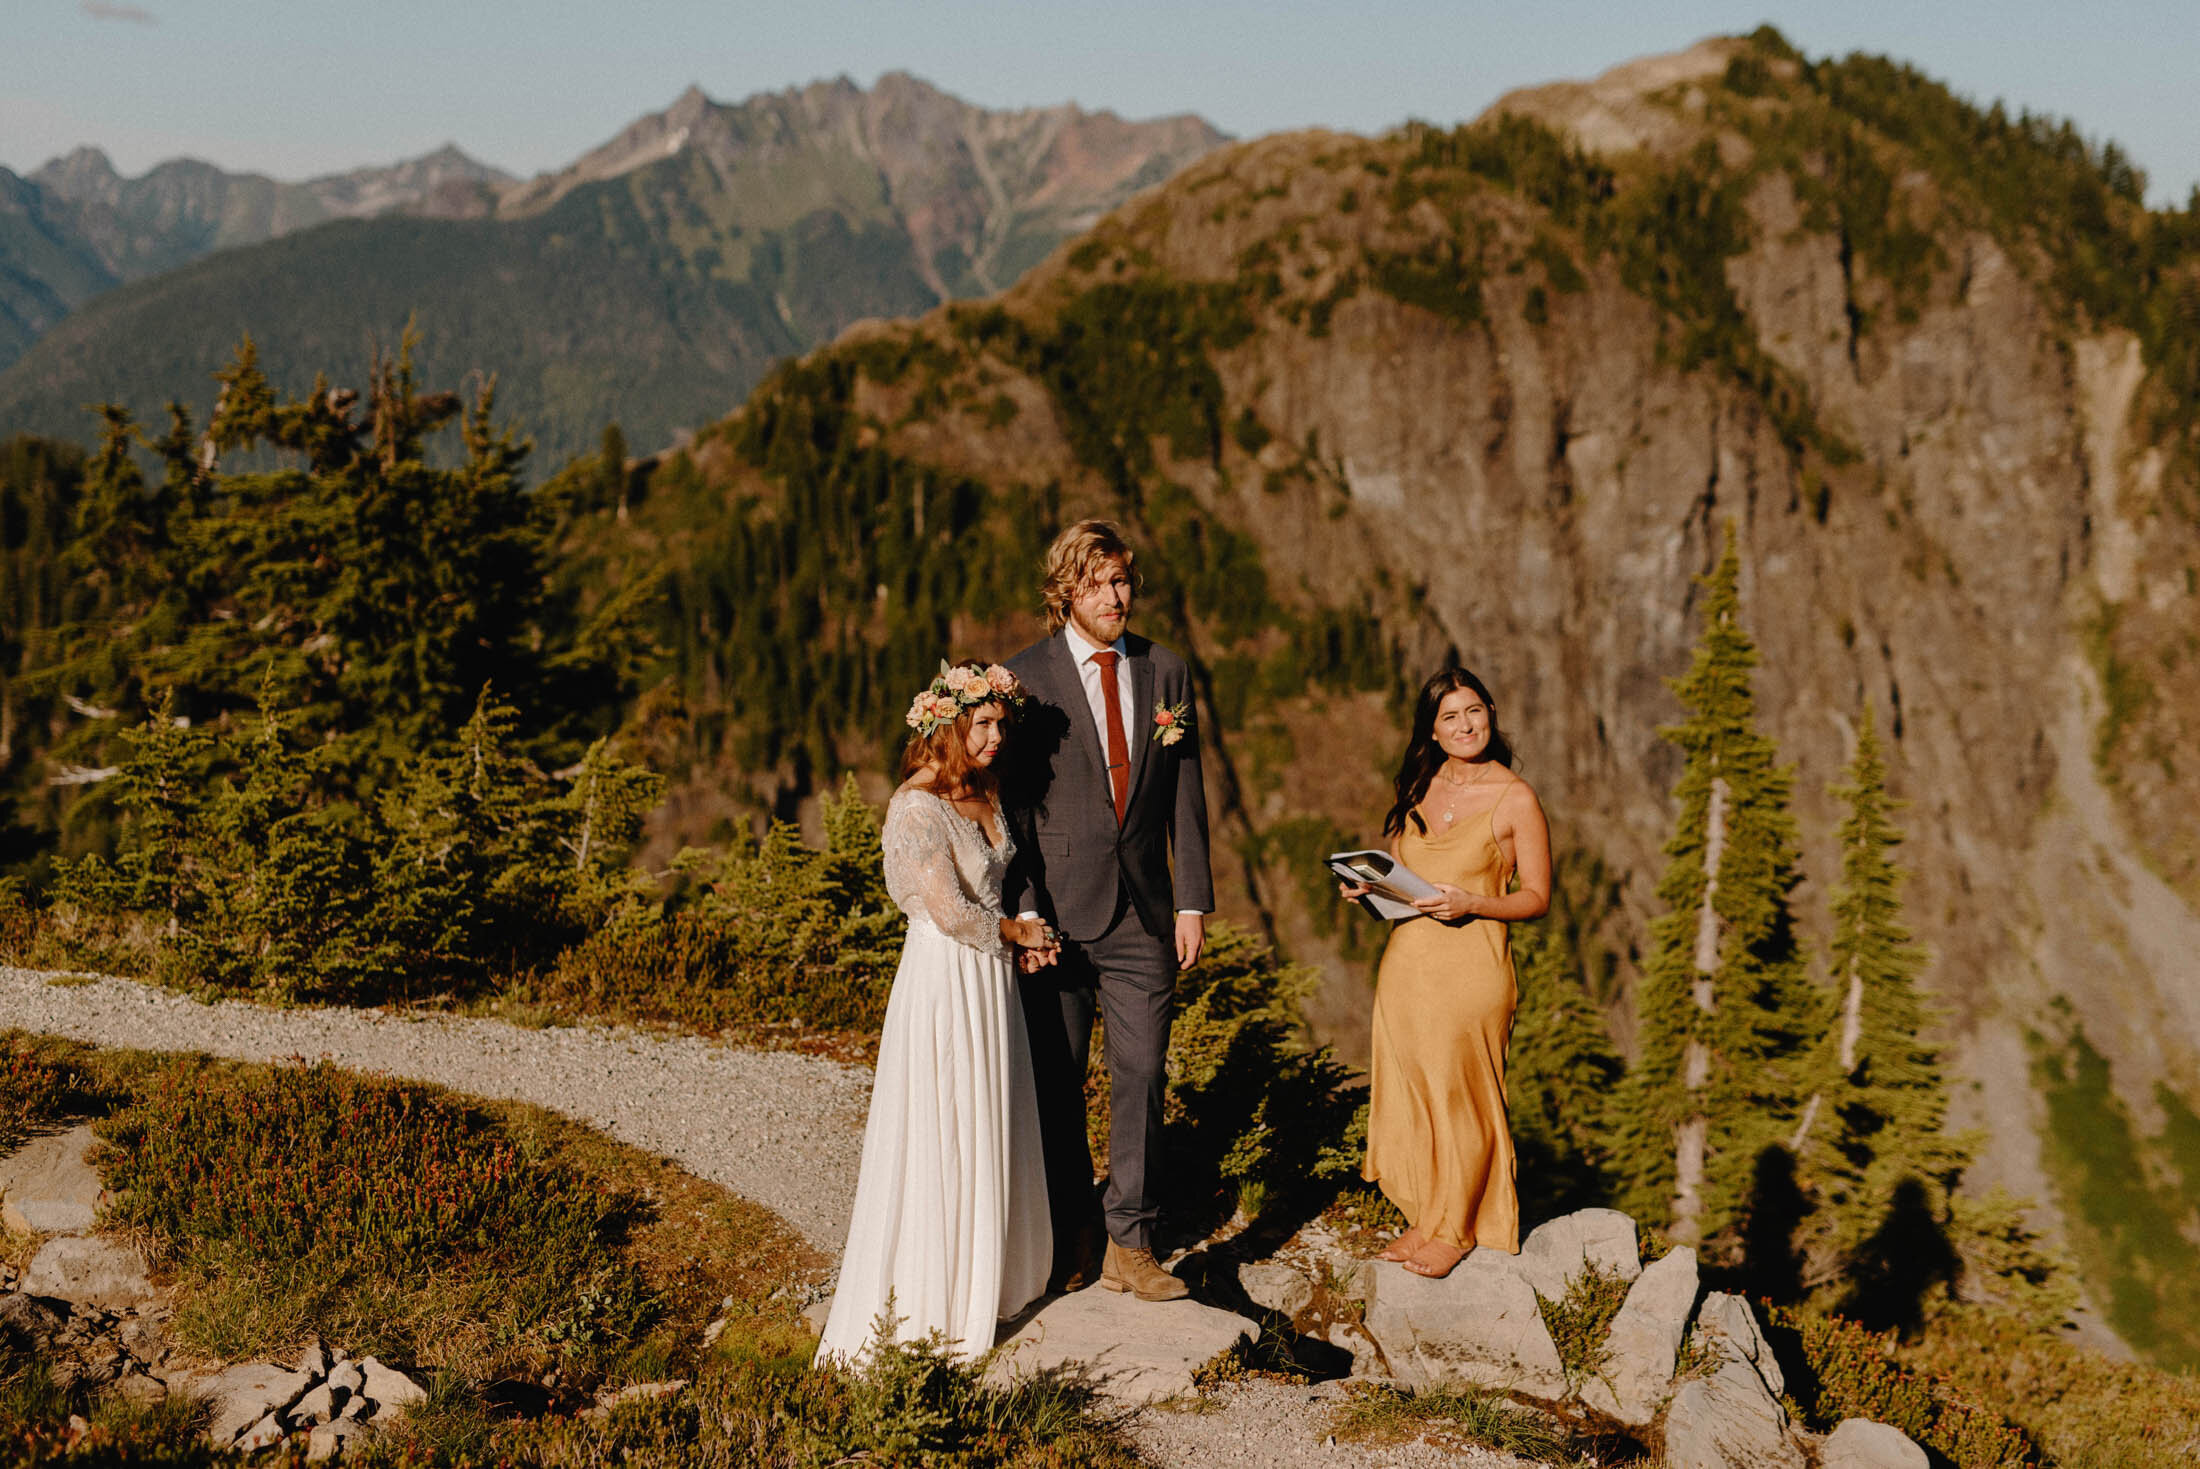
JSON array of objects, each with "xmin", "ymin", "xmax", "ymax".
[{"xmin": 1093, "ymin": 649, "xmax": 1129, "ymax": 825}]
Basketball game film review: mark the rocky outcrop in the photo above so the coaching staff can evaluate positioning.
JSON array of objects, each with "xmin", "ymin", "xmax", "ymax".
[
  {"xmin": 1364, "ymin": 1249, "xmax": 1569, "ymax": 1399},
  {"xmin": 988, "ymin": 1285, "xmax": 1260, "ymax": 1404},
  {"xmin": 1579, "ymin": 1246, "xmax": 1699, "ymax": 1424},
  {"xmin": 1344, "ymin": 1208, "xmax": 1929, "ymax": 1469}
]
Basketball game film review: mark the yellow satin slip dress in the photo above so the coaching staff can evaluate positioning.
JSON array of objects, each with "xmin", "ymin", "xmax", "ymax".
[{"xmin": 1362, "ymin": 784, "xmax": 1521, "ymax": 1253}]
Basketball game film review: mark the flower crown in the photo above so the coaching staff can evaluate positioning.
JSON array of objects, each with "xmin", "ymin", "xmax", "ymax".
[{"xmin": 905, "ymin": 660, "xmax": 1026, "ymax": 737}]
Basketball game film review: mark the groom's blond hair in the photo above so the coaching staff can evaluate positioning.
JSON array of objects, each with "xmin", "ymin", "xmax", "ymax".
[{"xmin": 1040, "ymin": 520, "xmax": 1140, "ymax": 631}]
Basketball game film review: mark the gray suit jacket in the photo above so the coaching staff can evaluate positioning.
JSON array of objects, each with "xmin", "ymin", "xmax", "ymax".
[{"xmin": 1003, "ymin": 631, "xmax": 1214, "ymax": 945}]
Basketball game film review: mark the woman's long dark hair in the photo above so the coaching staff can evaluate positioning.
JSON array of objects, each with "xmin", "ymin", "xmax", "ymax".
[{"xmin": 1382, "ymin": 667, "xmax": 1515, "ymax": 837}]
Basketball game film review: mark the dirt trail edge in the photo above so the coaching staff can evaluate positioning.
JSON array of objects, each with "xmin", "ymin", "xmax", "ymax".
[{"xmin": 0, "ymin": 966, "xmax": 871, "ymax": 1252}]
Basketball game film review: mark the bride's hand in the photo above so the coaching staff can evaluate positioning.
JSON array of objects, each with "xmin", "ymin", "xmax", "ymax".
[
  {"xmin": 1001, "ymin": 916, "xmax": 1056, "ymax": 951},
  {"xmin": 1411, "ymin": 884, "xmax": 1476, "ymax": 921},
  {"xmin": 1337, "ymin": 880, "xmax": 1373, "ymax": 900}
]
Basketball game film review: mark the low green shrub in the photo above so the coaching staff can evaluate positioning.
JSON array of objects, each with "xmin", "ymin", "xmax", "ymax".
[
  {"xmin": 1158, "ymin": 922, "xmax": 1364, "ymax": 1237},
  {"xmin": 0, "ymin": 1033, "xmax": 89, "ymax": 1150},
  {"xmin": 1900, "ymin": 1308, "xmax": 2200, "ymax": 1469},
  {"xmin": 494, "ymin": 1331, "xmax": 1138, "ymax": 1468},
  {"xmin": 1761, "ymin": 1302, "xmax": 2039, "ymax": 1467},
  {"xmin": 1539, "ymin": 1263, "xmax": 1630, "ymax": 1386},
  {"xmin": 96, "ymin": 1057, "xmax": 655, "ymax": 1371},
  {"xmin": 529, "ymin": 775, "xmax": 903, "ymax": 1045}
]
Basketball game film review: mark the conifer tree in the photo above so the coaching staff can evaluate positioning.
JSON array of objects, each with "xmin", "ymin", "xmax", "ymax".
[
  {"xmin": 1793, "ymin": 707, "xmax": 1969, "ymax": 1261},
  {"xmin": 1619, "ymin": 524, "xmax": 1814, "ymax": 1243},
  {"xmin": 1508, "ymin": 915, "xmax": 1626, "ymax": 1216}
]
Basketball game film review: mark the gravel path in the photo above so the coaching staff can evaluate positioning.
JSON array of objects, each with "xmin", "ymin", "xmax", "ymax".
[
  {"xmin": 0, "ymin": 966, "xmax": 872, "ymax": 1252},
  {"xmin": 2, "ymin": 967, "xmax": 1518, "ymax": 1465},
  {"xmin": 1130, "ymin": 1381, "xmax": 1537, "ymax": 1468}
]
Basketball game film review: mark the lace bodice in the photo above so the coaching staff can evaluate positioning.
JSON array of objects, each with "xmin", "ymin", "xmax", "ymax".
[{"xmin": 882, "ymin": 785, "xmax": 1016, "ymax": 958}]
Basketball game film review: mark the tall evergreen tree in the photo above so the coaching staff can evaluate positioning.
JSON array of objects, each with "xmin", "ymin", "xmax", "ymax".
[
  {"xmin": 1792, "ymin": 707, "xmax": 1969, "ymax": 1262},
  {"xmin": 1618, "ymin": 523, "xmax": 1815, "ymax": 1243}
]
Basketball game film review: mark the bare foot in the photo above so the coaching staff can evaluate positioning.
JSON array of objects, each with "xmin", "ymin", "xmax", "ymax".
[
  {"xmin": 1403, "ymin": 1240, "xmax": 1467, "ymax": 1278},
  {"xmin": 1378, "ymin": 1226, "xmax": 1426, "ymax": 1263}
]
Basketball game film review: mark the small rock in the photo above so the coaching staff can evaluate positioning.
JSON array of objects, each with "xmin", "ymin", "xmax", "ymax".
[
  {"xmin": 0, "ymin": 1293, "xmax": 65, "ymax": 1351},
  {"xmin": 327, "ymin": 1360, "xmax": 363, "ymax": 1397},
  {"xmin": 1822, "ymin": 1417, "xmax": 1930, "ymax": 1469},
  {"xmin": 987, "ymin": 1287, "xmax": 1260, "ymax": 1405},
  {"xmin": 1516, "ymin": 1208, "xmax": 1642, "ymax": 1302},
  {"xmin": 1664, "ymin": 1359, "xmax": 1804, "ymax": 1469},
  {"xmin": 1579, "ymin": 1246, "xmax": 1698, "ymax": 1425},
  {"xmin": 701, "ymin": 1317, "xmax": 730, "ymax": 1348},
  {"xmin": 112, "ymin": 1369, "xmax": 168, "ymax": 1406},
  {"xmin": 306, "ymin": 1420, "xmax": 360, "ymax": 1463},
  {"xmin": 290, "ymin": 1382, "xmax": 343, "ymax": 1428},
  {"xmin": 1362, "ymin": 1252, "xmax": 1567, "ymax": 1400},
  {"xmin": 356, "ymin": 1357, "xmax": 426, "ymax": 1417},
  {"xmin": 800, "ymin": 1298, "xmax": 830, "ymax": 1337},
  {"xmin": 118, "ymin": 1315, "xmax": 168, "ymax": 1365},
  {"xmin": 1237, "ymin": 1260, "xmax": 1315, "ymax": 1318},
  {"xmin": 235, "ymin": 1411, "xmax": 288, "ymax": 1454},
  {"xmin": 21, "ymin": 1235, "xmax": 157, "ymax": 1308},
  {"xmin": 201, "ymin": 1362, "xmax": 314, "ymax": 1446},
  {"xmin": 582, "ymin": 1378, "xmax": 689, "ymax": 1422},
  {"xmin": 1324, "ymin": 1320, "xmax": 1390, "ymax": 1381},
  {"xmin": 296, "ymin": 1339, "xmax": 329, "ymax": 1377},
  {"xmin": 0, "ymin": 1124, "xmax": 105, "ymax": 1235}
]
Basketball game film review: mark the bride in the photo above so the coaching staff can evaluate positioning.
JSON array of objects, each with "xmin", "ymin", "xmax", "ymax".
[{"xmin": 816, "ymin": 659, "xmax": 1059, "ymax": 1363}]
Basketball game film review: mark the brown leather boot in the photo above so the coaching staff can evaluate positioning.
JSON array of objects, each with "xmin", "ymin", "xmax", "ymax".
[{"xmin": 1100, "ymin": 1239, "xmax": 1190, "ymax": 1301}]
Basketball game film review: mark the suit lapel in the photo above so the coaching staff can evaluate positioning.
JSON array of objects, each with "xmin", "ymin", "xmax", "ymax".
[
  {"xmin": 1124, "ymin": 642, "xmax": 1156, "ymax": 808},
  {"xmin": 1045, "ymin": 633, "xmax": 1113, "ymax": 795}
]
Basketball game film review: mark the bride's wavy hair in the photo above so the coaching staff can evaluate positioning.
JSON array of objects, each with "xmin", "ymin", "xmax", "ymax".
[
  {"xmin": 900, "ymin": 659, "xmax": 1010, "ymax": 796},
  {"xmin": 1382, "ymin": 667, "xmax": 1515, "ymax": 838}
]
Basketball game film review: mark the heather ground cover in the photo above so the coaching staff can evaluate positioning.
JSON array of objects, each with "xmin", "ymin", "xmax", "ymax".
[{"xmin": 0, "ymin": 1034, "xmax": 1141, "ymax": 1467}]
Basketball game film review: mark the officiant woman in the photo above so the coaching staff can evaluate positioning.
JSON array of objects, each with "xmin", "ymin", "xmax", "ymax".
[{"xmin": 1349, "ymin": 667, "xmax": 1550, "ymax": 1279}]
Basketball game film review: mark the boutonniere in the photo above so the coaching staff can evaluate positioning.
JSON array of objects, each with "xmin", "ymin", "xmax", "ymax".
[{"xmin": 1151, "ymin": 701, "xmax": 1191, "ymax": 746}]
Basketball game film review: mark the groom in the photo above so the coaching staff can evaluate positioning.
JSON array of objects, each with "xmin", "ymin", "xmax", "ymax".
[{"xmin": 1003, "ymin": 519, "xmax": 1213, "ymax": 1302}]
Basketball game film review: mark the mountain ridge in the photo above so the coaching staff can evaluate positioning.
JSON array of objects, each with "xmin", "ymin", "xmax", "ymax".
[{"xmin": 0, "ymin": 74, "xmax": 1228, "ymax": 462}]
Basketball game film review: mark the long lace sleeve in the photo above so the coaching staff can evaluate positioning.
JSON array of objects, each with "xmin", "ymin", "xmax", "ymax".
[{"xmin": 882, "ymin": 793, "xmax": 1009, "ymax": 957}]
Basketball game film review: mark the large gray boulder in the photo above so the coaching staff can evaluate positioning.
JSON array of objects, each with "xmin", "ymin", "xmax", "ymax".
[
  {"xmin": 1822, "ymin": 1417, "xmax": 1930, "ymax": 1469},
  {"xmin": 1663, "ymin": 1289, "xmax": 1807, "ymax": 1469},
  {"xmin": 1579, "ymin": 1245, "xmax": 1698, "ymax": 1424},
  {"xmin": 1664, "ymin": 1360, "xmax": 1805, "ymax": 1469},
  {"xmin": 1236, "ymin": 1260, "xmax": 1314, "ymax": 1319},
  {"xmin": 0, "ymin": 1125, "xmax": 104, "ymax": 1235},
  {"xmin": 1516, "ymin": 1208, "xmax": 1641, "ymax": 1302},
  {"xmin": 21, "ymin": 1234, "xmax": 156, "ymax": 1308},
  {"xmin": 987, "ymin": 1286, "xmax": 1259, "ymax": 1405},
  {"xmin": 1362, "ymin": 1251, "xmax": 1567, "ymax": 1400}
]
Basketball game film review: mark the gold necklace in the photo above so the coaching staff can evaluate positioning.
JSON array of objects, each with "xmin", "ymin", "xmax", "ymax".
[{"xmin": 1432, "ymin": 761, "xmax": 1495, "ymax": 825}]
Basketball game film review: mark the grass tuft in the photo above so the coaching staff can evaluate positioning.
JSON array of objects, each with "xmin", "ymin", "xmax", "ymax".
[{"xmin": 1333, "ymin": 1381, "xmax": 1569, "ymax": 1461}]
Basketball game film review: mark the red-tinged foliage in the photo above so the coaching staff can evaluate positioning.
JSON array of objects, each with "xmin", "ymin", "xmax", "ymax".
[{"xmin": 1760, "ymin": 1302, "xmax": 2040, "ymax": 1468}]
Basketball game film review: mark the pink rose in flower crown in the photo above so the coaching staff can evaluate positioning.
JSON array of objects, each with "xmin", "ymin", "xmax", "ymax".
[
  {"xmin": 984, "ymin": 664, "xmax": 1020, "ymax": 697},
  {"xmin": 952, "ymin": 665, "xmax": 993, "ymax": 700}
]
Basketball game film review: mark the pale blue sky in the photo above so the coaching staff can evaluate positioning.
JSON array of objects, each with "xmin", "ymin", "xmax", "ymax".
[{"xmin": 6, "ymin": 1, "xmax": 2195, "ymax": 207}]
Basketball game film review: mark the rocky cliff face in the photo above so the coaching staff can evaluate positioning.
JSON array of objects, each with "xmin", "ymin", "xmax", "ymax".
[{"xmin": 624, "ymin": 35, "xmax": 2200, "ymax": 1355}]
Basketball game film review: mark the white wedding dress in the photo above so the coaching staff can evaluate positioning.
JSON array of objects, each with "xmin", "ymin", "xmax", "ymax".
[{"xmin": 815, "ymin": 785, "xmax": 1053, "ymax": 1364}]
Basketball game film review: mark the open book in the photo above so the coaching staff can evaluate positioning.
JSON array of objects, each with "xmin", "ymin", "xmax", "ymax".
[{"xmin": 1325, "ymin": 848, "xmax": 1440, "ymax": 922}]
